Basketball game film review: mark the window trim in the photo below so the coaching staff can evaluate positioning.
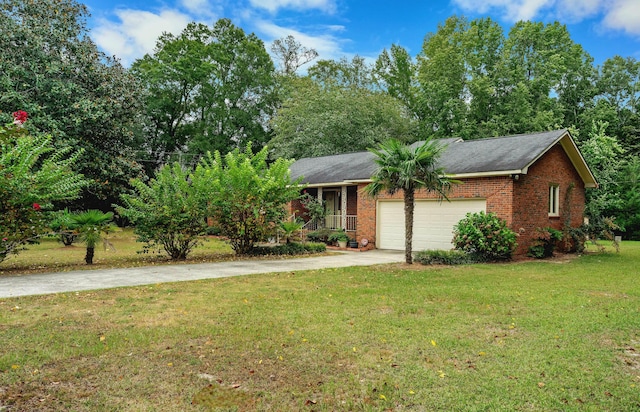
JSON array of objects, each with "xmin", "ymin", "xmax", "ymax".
[{"xmin": 549, "ymin": 184, "xmax": 560, "ymax": 217}]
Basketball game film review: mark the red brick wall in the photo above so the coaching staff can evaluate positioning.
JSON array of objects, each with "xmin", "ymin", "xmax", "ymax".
[
  {"xmin": 355, "ymin": 144, "xmax": 586, "ymax": 255},
  {"xmin": 512, "ymin": 144, "xmax": 586, "ymax": 254},
  {"xmin": 347, "ymin": 186, "xmax": 358, "ymax": 215}
]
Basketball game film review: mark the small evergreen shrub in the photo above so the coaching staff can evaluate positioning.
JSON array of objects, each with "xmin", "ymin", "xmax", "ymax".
[
  {"xmin": 306, "ymin": 228, "xmax": 333, "ymax": 243},
  {"xmin": 415, "ymin": 249, "xmax": 476, "ymax": 265},
  {"xmin": 452, "ymin": 211, "xmax": 517, "ymax": 261},
  {"xmin": 204, "ymin": 226, "xmax": 221, "ymax": 236},
  {"xmin": 303, "ymin": 242, "xmax": 327, "ymax": 253},
  {"xmin": 250, "ymin": 242, "xmax": 326, "ymax": 256},
  {"xmin": 528, "ymin": 227, "xmax": 563, "ymax": 258}
]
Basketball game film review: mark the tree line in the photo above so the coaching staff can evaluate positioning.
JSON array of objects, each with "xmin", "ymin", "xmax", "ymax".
[{"xmin": 0, "ymin": 1, "xmax": 638, "ymax": 238}]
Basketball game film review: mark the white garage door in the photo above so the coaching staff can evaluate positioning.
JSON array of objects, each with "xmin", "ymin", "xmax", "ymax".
[{"xmin": 377, "ymin": 199, "xmax": 487, "ymax": 250}]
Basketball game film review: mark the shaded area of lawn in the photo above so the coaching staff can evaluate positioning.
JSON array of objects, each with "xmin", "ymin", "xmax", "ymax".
[
  {"xmin": 0, "ymin": 228, "xmax": 234, "ymax": 276},
  {"xmin": 1, "ymin": 242, "xmax": 639, "ymax": 411}
]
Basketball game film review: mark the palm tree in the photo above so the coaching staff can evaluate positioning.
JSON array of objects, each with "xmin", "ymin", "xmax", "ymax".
[
  {"xmin": 280, "ymin": 220, "xmax": 303, "ymax": 244},
  {"xmin": 71, "ymin": 210, "xmax": 114, "ymax": 265},
  {"xmin": 365, "ymin": 138, "xmax": 455, "ymax": 264}
]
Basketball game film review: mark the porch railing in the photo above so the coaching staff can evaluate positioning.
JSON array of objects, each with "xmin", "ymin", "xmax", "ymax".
[{"xmin": 302, "ymin": 215, "xmax": 357, "ymax": 232}]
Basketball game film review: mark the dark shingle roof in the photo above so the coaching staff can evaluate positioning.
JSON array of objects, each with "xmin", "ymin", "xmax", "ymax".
[
  {"xmin": 289, "ymin": 129, "xmax": 589, "ymax": 185},
  {"xmin": 437, "ymin": 129, "xmax": 567, "ymax": 175}
]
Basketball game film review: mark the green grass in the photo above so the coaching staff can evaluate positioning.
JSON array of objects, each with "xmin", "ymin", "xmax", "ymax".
[
  {"xmin": 0, "ymin": 228, "xmax": 234, "ymax": 275},
  {"xmin": 1, "ymin": 242, "xmax": 639, "ymax": 411}
]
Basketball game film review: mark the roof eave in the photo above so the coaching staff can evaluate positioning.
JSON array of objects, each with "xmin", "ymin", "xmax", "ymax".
[
  {"xmin": 559, "ymin": 134, "xmax": 599, "ymax": 188},
  {"xmin": 521, "ymin": 130, "xmax": 598, "ymax": 188},
  {"xmin": 446, "ymin": 170, "xmax": 524, "ymax": 179}
]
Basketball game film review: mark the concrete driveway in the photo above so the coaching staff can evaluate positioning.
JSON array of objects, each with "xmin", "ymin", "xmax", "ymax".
[{"xmin": 0, "ymin": 250, "xmax": 405, "ymax": 298}]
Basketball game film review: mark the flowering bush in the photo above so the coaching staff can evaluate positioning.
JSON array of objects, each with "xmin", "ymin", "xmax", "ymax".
[
  {"xmin": 0, "ymin": 111, "xmax": 87, "ymax": 263},
  {"xmin": 12, "ymin": 110, "xmax": 27, "ymax": 125},
  {"xmin": 452, "ymin": 211, "xmax": 518, "ymax": 261}
]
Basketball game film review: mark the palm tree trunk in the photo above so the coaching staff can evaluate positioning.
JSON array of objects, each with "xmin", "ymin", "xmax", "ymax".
[
  {"xmin": 85, "ymin": 247, "xmax": 94, "ymax": 265},
  {"xmin": 404, "ymin": 189, "xmax": 414, "ymax": 264}
]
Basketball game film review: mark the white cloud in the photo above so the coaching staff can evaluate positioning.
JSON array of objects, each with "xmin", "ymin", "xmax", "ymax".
[
  {"xmin": 603, "ymin": 0, "xmax": 640, "ymax": 36},
  {"xmin": 556, "ymin": 0, "xmax": 602, "ymax": 22},
  {"xmin": 452, "ymin": 0, "xmax": 606, "ymax": 22},
  {"xmin": 179, "ymin": 0, "xmax": 220, "ymax": 17},
  {"xmin": 452, "ymin": 0, "xmax": 640, "ymax": 37},
  {"xmin": 452, "ymin": 0, "xmax": 553, "ymax": 21},
  {"xmin": 249, "ymin": 0, "xmax": 336, "ymax": 14},
  {"xmin": 93, "ymin": 9, "xmax": 192, "ymax": 65}
]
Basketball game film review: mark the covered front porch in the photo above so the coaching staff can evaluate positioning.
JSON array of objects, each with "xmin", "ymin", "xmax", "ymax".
[{"xmin": 296, "ymin": 185, "xmax": 358, "ymax": 233}]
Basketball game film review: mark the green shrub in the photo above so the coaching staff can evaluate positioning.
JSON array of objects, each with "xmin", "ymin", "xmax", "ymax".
[
  {"xmin": 250, "ymin": 242, "xmax": 326, "ymax": 256},
  {"xmin": 193, "ymin": 145, "xmax": 302, "ymax": 255},
  {"xmin": 1, "ymin": 113, "xmax": 87, "ymax": 263},
  {"xmin": 204, "ymin": 226, "xmax": 221, "ymax": 236},
  {"xmin": 569, "ymin": 216, "xmax": 620, "ymax": 254},
  {"xmin": 528, "ymin": 227, "xmax": 563, "ymax": 258},
  {"xmin": 415, "ymin": 249, "xmax": 477, "ymax": 265},
  {"xmin": 116, "ymin": 163, "xmax": 208, "ymax": 260},
  {"xmin": 452, "ymin": 211, "xmax": 517, "ymax": 261},
  {"xmin": 328, "ymin": 230, "xmax": 349, "ymax": 243},
  {"xmin": 306, "ymin": 228, "xmax": 333, "ymax": 243},
  {"xmin": 300, "ymin": 193, "xmax": 326, "ymax": 227},
  {"xmin": 301, "ymin": 242, "xmax": 327, "ymax": 253},
  {"xmin": 48, "ymin": 208, "xmax": 78, "ymax": 246}
]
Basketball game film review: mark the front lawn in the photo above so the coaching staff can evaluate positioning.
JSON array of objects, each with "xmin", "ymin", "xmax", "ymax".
[
  {"xmin": 1, "ymin": 243, "xmax": 639, "ymax": 411},
  {"xmin": 0, "ymin": 228, "xmax": 234, "ymax": 275}
]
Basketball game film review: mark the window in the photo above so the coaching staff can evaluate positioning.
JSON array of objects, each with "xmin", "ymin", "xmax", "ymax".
[{"xmin": 549, "ymin": 185, "xmax": 560, "ymax": 216}]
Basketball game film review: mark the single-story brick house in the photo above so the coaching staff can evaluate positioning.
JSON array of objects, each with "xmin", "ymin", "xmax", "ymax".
[{"xmin": 288, "ymin": 129, "xmax": 597, "ymax": 255}]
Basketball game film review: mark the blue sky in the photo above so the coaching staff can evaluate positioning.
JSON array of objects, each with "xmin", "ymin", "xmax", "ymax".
[{"xmin": 83, "ymin": 0, "xmax": 640, "ymax": 68}]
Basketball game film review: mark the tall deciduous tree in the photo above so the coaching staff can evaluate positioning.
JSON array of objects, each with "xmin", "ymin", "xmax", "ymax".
[
  {"xmin": 365, "ymin": 139, "xmax": 455, "ymax": 264},
  {"xmin": 492, "ymin": 21, "xmax": 592, "ymax": 135},
  {"xmin": 578, "ymin": 121, "xmax": 626, "ymax": 226},
  {"xmin": 0, "ymin": 0, "xmax": 144, "ymax": 209},
  {"xmin": 374, "ymin": 44, "xmax": 420, "ymax": 120},
  {"xmin": 308, "ymin": 56, "xmax": 377, "ymax": 89},
  {"xmin": 582, "ymin": 56, "xmax": 640, "ymax": 155},
  {"xmin": 414, "ymin": 17, "xmax": 595, "ymax": 139},
  {"xmin": 270, "ymin": 35, "xmax": 318, "ymax": 75},
  {"xmin": 417, "ymin": 16, "xmax": 469, "ymax": 138},
  {"xmin": 269, "ymin": 77, "xmax": 414, "ymax": 159},
  {"xmin": 615, "ymin": 157, "xmax": 640, "ymax": 239},
  {"xmin": 132, "ymin": 19, "xmax": 278, "ymax": 165}
]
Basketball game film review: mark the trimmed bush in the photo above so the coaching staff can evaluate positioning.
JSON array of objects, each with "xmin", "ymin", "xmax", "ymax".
[
  {"xmin": 303, "ymin": 242, "xmax": 327, "ymax": 253},
  {"xmin": 415, "ymin": 249, "xmax": 477, "ymax": 265},
  {"xmin": 306, "ymin": 228, "xmax": 333, "ymax": 243},
  {"xmin": 249, "ymin": 242, "xmax": 326, "ymax": 256},
  {"xmin": 452, "ymin": 211, "xmax": 517, "ymax": 261}
]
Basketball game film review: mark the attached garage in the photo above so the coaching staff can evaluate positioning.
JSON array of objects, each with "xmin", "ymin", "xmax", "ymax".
[{"xmin": 377, "ymin": 199, "xmax": 487, "ymax": 250}]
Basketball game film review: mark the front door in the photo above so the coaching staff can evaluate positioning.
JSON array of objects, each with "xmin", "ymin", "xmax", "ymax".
[{"xmin": 324, "ymin": 191, "xmax": 340, "ymax": 229}]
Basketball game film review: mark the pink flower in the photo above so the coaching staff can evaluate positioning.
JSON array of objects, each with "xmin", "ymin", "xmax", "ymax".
[
  {"xmin": 12, "ymin": 110, "xmax": 28, "ymax": 125},
  {"xmin": 32, "ymin": 203, "xmax": 41, "ymax": 211}
]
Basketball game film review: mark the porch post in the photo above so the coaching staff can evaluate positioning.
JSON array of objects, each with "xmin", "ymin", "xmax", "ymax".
[
  {"xmin": 341, "ymin": 185, "xmax": 347, "ymax": 230},
  {"xmin": 317, "ymin": 187, "xmax": 323, "ymax": 202}
]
